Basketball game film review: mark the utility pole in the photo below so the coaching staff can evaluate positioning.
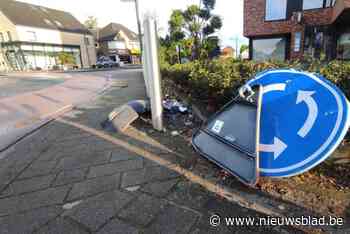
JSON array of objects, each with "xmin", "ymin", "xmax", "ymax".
[
  {"xmin": 135, "ymin": 0, "xmax": 143, "ymax": 55},
  {"xmin": 235, "ymin": 36, "xmax": 239, "ymax": 59},
  {"xmin": 121, "ymin": 0, "xmax": 143, "ymax": 55},
  {"xmin": 229, "ymin": 36, "xmax": 240, "ymax": 59}
]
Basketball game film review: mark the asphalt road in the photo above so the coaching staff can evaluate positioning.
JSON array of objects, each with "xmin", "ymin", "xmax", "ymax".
[
  {"xmin": 0, "ymin": 71, "xmax": 114, "ymax": 152},
  {"xmin": 0, "ymin": 74, "xmax": 67, "ymax": 99}
]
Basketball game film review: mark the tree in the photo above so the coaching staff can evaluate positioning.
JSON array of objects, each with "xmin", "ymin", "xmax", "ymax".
[
  {"xmin": 240, "ymin": 44, "xmax": 249, "ymax": 56},
  {"xmin": 84, "ymin": 16, "xmax": 98, "ymax": 30},
  {"xmin": 167, "ymin": 0, "xmax": 222, "ymax": 61},
  {"xmin": 58, "ymin": 52, "xmax": 76, "ymax": 65}
]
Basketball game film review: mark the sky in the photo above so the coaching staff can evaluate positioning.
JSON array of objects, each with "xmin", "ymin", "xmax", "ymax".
[{"xmin": 19, "ymin": 0, "xmax": 248, "ymax": 48}]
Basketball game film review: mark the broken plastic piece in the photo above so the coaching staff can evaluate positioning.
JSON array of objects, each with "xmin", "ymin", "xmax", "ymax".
[
  {"xmin": 108, "ymin": 105, "xmax": 139, "ymax": 132},
  {"xmin": 163, "ymin": 99, "xmax": 188, "ymax": 114}
]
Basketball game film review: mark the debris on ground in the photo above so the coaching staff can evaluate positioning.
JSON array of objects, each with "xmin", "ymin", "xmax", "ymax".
[
  {"xmin": 101, "ymin": 100, "xmax": 150, "ymax": 133},
  {"xmin": 109, "ymin": 105, "xmax": 139, "ymax": 132},
  {"xmin": 171, "ymin": 130, "xmax": 180, "ymax": 137},
  {"xmin": 163, "ymin": 96, "xmax": 188, "ymax": 114},
  {"xmin": 127, "ymin": 100, "xmax": 150, "ymax": 114},
  {"xmin": 102, "ymin": 105, "xmax": 138, "ymax": 133},
  {"xmin": 218, "ymin": 170, "xmax": 231, "ymax": 181}
]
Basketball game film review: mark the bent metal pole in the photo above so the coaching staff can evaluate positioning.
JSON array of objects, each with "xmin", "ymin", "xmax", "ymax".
[{"xmin": 143, "ymin": 16, "xmax": 163, "ymax": 131}]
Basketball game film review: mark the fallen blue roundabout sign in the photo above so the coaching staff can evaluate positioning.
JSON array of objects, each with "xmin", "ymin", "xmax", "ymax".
[{"xmin": 245, "ymin": 69, "xmax": 350, "ymax": 177}]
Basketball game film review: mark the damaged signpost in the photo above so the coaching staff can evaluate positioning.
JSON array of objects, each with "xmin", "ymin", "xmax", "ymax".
[
  {"xmin": 192, "ymin": 69, "xmax": 350, "ymax": 185},
  {"xmin": 143, "ymin": 16, "xmax": 163, "ymax": 131},
  {"xmin": 104, "ymin": 16, "xmax": 163, "ymax": 133}
]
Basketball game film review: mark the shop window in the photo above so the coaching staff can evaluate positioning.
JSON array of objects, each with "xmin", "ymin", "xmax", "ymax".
[
  {"xmin": 252, "ymin": 38, "xmax": 287, "ymax": 61},
  {"xmin": 265, "ymin": 0, "xmax": 287, "ymax": 21},
  {"xmin": 304, "ymin": 26, "xmax": 332, "ymax": 60},
  {"xmin": 337, "ymin": 33, "xmax": 350, "ymax": 60}
]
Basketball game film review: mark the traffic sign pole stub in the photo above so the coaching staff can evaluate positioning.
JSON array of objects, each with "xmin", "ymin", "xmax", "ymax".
[{"xmin": 244, "ymin": 69, "xmax": 350, "ymax": 177}]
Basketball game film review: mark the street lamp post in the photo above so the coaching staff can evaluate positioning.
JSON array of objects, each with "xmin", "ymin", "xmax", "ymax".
[
  {"xmin": 229, "ymin": 36, "xmax": 239, "ymax": 59},
  {"xmin": 121, "ymin": 0, "xmax": 143, "ymax": 55}
]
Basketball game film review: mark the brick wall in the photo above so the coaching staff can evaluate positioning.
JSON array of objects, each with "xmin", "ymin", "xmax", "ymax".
[
  {"xmin": 244, "ymin": 0, "xmax": 334, "ymax": 59},
  {"xmin": 244, "ymin": 0, "xmax": 333, "ymax": 37}
]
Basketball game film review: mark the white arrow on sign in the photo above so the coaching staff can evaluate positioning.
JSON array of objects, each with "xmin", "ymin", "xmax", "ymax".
[
  {"xmin": 263, "ymin": 83, "xmax": 287, "ymax": 94},
  {"xmin": 260, "ymin": 137, "xmax": 288, "ymax": 160},
  {"xmin": 296, "ymin": 91, "xmax": 318, "ymax": 138}
]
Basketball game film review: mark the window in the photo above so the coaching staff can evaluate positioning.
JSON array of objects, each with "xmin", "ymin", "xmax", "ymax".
[
  {"xmin": 108, "ymin": 41, "xmax": 126, "ymax": 50},
  {"xmin": 7, "ymin": 31, "xmax": 12, "ymax": 41},
  {"xmin": 0, "ymin": 32, "xmax": 4, "ymax": 42},
  {"xmin": 325, "ymin": 0, "xmax": 332, "ymax": 7},
  {"xmin": 337, "ymin": 33, "xmax": 350, "ymax": 59},
  {"xmin": 252, "ymin": 38, "xmax": 287, "ymax": 61},
  {"xmin": 26, "ymin": 31, "xmax": 37, "ymax": 41},
  {"xmin": 294, "ymin": 32, "xmax": 302, "ymax": 52},
  {"xmin": 304, "ymin": 26, "xmax": 332, "ymax": 60},
  {"xmin": 265, "ymin": 0, "xmax": 287, "ymax": 21},
  {"xmin": 303, "ymin": 0, "xmax": 324, "ymax": 10}
]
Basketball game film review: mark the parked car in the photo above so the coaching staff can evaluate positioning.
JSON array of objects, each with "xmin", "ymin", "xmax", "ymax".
[{"xmin": 96, "ymin": 56, "xmax": 120, "ymax": 68}]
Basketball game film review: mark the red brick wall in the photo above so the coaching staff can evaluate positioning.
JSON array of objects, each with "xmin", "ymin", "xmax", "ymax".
[
  {"xmin": 244, "ymin": 0, "xmax": 333, "ymax": 37},
  {"xmin": 244, "ymin": 0, "xmax": 334, "ymax": 59}
]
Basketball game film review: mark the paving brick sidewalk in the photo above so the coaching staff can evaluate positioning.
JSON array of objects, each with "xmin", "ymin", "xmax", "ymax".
[{"xmin": 0, "ymin": 70, "xmax": 299, "ymax": 234}]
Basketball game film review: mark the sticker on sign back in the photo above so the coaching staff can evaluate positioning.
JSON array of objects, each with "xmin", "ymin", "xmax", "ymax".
[{"xmin": 212, "ymin": 120, "xmax": 224, "ymax": 134}]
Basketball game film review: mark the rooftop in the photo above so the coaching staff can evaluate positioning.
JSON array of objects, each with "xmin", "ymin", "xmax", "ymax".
[{"xmin": 0, "ymin": 0, "xmax": 91, "ymax": 35}]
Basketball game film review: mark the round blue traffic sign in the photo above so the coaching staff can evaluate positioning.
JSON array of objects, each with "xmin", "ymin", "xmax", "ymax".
[{"xmin": 245, "ymin": 69, "xmax": 350, "ymax": 177}]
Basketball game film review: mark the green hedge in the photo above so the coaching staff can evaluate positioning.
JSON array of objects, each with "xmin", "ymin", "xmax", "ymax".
[{"xmin": 161, "ymin": 58, "xmax": 350, "ymax": 105}]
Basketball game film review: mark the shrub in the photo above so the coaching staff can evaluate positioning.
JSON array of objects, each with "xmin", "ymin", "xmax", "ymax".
[
  {"xmin": 161, "ymin": 62, "xmax": 194, "ymax": 86},
  {"xmin": 161, "ymin": 59, "xmax": 350, "ymax": 105},
  {"xmin": 319, "ymin": 61, "xmax": 350, "ymax": 99}
]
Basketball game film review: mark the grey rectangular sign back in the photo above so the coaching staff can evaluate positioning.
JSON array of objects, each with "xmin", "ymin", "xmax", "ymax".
[{"xmin": 192, "ymin": 86, "xmax": 262, "ymax": 186}]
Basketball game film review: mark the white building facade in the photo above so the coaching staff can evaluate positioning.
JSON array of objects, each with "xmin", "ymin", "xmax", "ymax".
[{"xmin": 0, "ymin": 1, "xmax": 96, "ymax": 71}]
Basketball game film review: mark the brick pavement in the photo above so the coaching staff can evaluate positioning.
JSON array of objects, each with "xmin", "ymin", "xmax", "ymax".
[{"xmin": 0, "ymin": 70, "xmax": 300, "ymax": 234}]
